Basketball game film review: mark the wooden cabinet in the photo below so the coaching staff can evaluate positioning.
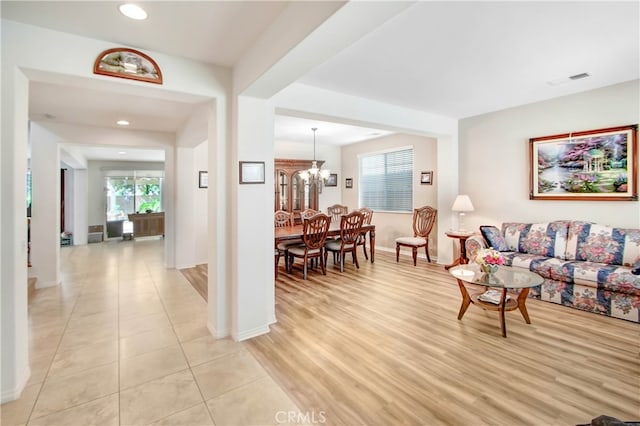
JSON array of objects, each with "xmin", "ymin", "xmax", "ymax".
[
  {"xmin": 128, "ymin": 212, "xmax": 165, "ymax": 237},
  {"xmin": 274, "ymin": 159, "xmax": 323, "ymax": 221}
]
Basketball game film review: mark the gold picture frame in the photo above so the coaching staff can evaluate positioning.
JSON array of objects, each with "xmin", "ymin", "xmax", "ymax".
[
  {"xmin": 94, "ymin": 48, "xmax": 163, "ymax": 84},
  {"xmin": 529, "ymin": 124, "xmax": 638, "ymax": 201}
]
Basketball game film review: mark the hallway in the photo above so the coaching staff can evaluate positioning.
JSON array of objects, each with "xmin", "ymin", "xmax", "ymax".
[{"xmin": 1, "ymin": 239, "xmax": 297, "ymax": 426}]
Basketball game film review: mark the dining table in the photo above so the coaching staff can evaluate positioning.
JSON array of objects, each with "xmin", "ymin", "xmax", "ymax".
[{"xmin": 274, "ymin": 223, "xmax": 376, "ymax": 263}]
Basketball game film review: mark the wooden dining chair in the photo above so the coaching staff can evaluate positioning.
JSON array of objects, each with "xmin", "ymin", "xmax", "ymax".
[
  {"xmin": 356, "ymin": 207, "xmax": 374, "ymax": 260},
  {"xmin": 395, "ymin": 205, "xmax": 437, "ymax": 266},
  {"xmin": 327, "ymin": 204, "xmax": 348, "ymax": 224},
  {"xmin": 325, "ymin": 210, "xmax": 364, "ymax": 272},
  {"xmin": 287, "ymin": 213, "xmax": 331, "ymax": 280},
  {"xmin": 274, "ymin": 210, "xmax": 296, "ymax": 278},
  {"xmin": 300, "ymin": 208, "xmax": 319, "ymax": 221}
]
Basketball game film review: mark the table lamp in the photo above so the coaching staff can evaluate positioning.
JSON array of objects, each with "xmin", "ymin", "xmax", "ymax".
[{"xmin": 452, "ymin": 194, "xmax": 474, "ymax": 232}]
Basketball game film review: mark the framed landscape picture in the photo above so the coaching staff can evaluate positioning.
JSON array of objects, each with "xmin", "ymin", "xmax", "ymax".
[
  {"xmin": 325, "ymin": 173, "xmax": 338, "ymax": 187},
  {"xmin": 529, "ymin": 124, "xmax": 638, "ymax": 201}
]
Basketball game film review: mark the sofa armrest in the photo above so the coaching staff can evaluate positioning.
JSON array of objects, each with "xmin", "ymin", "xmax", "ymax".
[{"xmin": 465, "ymin": 235, "xmax": 488, "ymax": 262}]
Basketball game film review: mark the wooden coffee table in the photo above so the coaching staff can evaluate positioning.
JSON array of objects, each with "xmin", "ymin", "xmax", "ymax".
[{"xmin": 448, "ymin": 264, "xmax": 543, "ymax": 337}]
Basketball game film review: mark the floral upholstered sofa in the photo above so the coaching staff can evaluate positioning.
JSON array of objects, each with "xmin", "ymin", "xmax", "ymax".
[{"xmin": 466, "ymin": 221, "xmax": 640, "ymax": 322}]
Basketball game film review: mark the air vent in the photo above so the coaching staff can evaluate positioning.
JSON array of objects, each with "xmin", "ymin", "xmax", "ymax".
[{"xmin": 569, "ymin": 72, "xmax": 590, "ymax": 80}]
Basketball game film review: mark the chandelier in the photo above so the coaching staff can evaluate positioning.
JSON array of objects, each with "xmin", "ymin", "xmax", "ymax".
[{"xmin": 299, "ymin": 127, "xmax": 330, "ymax": 183}]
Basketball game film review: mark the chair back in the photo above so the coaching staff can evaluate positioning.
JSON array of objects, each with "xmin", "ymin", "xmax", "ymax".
[
  {"xmin": 302, "ymin": 213, "xmax": 331, "ymax": 250},
  {"xmin": 413, "ymin": 206, "xmax": 437, "ymax": 238},
  {"xmin": 274, "ymin": 210, "xmax": 293, "ymax": 227},
  {"xmin": 359, "ymin": 207, "xmax": 373, "ymax": 225},
  {"xmin": 300, "ymin": 208, "xmax": 319, "ymax": 221},
  {"xmin": 327, "ymin": 204, "xmax": 348, "ymax": 223},
  {"xmin": 339, "ymin": 211, "xmax": 364, "ymax": 245}
]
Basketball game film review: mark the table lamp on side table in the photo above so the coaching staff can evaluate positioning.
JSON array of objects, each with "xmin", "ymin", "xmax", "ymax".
[{"xmin": 452, "ymin": 195, "xmax": 474, "ymax": 232}]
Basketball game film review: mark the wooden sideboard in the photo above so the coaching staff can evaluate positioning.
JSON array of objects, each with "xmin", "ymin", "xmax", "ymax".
[{"xmin": 128, "ymin": 212, "xmax": 164, "ymax": 238}]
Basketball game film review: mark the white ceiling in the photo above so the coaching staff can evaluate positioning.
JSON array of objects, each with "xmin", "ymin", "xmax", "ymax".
[{"xmin": 4, "ymin": 1, "xmax": 639, "ymax": 162}]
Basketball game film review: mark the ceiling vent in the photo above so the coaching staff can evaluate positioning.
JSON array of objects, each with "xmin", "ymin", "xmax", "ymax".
[{"xmin": 569, "ymin": 72, "xmax": 590, "ymax": 80}]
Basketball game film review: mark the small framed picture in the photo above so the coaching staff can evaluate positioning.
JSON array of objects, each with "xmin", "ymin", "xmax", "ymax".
[
  {"xmin": 420, "ymin": 171, "xmax": 433, "ymax": 185},
  {"xmin": 198, "ymin": 171, "xmax": 208, "ymax": 188},
  {"xmin": 239, "ymin": 161, "xmax": 265, "ymax": 184},
  {"xmin": 325, "ymin": 173, "xmax": 338, "ymax": 187},
  {"xmin": 345, "ymin": 178, "xmax": 353, "ymax": 189}
]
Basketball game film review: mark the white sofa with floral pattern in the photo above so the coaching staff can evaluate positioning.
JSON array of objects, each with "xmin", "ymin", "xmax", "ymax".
[{"xmin": 466, "ymin": 221, "xmax": 640, "ymax": 322}]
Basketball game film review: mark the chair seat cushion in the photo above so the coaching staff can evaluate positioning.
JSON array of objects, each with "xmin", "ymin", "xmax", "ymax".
[
  {"xmin": 326, "ymin": 239, "xmax": 355, "ymax": 251},
  {"xmin": 288, "ymin": 246, "xmax": 321, "ymax": 256},
  {"xmin": 277, "ymin": 239, "xmax": 303, "ymax": 251},
  {"xmin": 395, "ymin": 237, "xmax": 427, "ymax": 246}
]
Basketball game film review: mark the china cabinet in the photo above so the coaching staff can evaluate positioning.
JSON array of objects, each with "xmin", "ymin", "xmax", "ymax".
[{"xmin": 274, "ymin": 159, "xmax": 323, "ymax": 222}]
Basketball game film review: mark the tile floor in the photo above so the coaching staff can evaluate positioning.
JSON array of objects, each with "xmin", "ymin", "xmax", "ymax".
[{"xmin": 1, "ymin": 238, "xmax": 300, "ymax": 426}]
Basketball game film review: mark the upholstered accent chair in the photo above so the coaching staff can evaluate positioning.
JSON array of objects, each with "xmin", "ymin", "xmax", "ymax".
[
  {"xmin": 325, "ymin": 211, "xmax": 365, "ymax": 272},
  {"xmin": 395, "ymin": 206, "xmax": 437, "ymax": 266},
  {"xmin": 287, "ymin": 213, "xmax": 331, "ymax": 280}
]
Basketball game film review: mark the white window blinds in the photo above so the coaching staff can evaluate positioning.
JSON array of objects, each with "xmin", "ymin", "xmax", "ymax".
[{"xmin": 359, "ymin": 147, "xmax": 413, "ymax": 212}]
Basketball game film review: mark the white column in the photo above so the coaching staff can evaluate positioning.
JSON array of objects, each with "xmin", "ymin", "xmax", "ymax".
[
  {"xmin": 30, "ymin": 123, "xmax": 61, "ymax": 289},
  {"xmin": 1, "ymin": 67, "xmax": 30, "ymax": 403},
  {"xmin": 72, "ymin": 169, "xmax": 88, "ymax": 245},
  {"xmin": 175, "ymin": 147, "xmax": 196, "ymax": 269},
  {"xmin": 231, "ymin": 96, "xmax": 275, "ymax": 341}
]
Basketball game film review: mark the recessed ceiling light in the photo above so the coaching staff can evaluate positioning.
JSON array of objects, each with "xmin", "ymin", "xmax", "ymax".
[
  {"xmin": 547, "ymin": 72, "xmax": 591, "ymax": 86},
  {"xmin": 118, "ymin": 151, "xmax": 127, "ymax": 155},
  {"xmin": 119, "ymin": 4, "xmax": 147, "ymax": 20},
  {"xmin": 117, "ymin": 120, "xmax": 130, "ymax": 126}
]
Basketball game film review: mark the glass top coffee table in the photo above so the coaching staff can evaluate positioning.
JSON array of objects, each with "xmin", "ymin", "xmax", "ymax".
[{"xmin": 448, "ymin": 264, "xmax": 543, "ymax": 337}]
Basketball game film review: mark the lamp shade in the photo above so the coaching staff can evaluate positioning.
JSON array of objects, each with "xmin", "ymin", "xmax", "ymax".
[{"xmin": 451, "ymin": 195, "xmax": 474, "ymax": 212}]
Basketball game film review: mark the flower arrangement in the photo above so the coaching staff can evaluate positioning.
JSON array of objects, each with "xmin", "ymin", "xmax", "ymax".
[{"xmin": 475, "ymin": 247, "xmax": 504, "ymax": 274}]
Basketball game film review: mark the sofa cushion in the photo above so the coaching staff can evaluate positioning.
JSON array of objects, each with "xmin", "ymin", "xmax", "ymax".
[
  {"xmin": 480, "ymin": 225, "xmax": 508, "ymax": 251},
  {"xmin": 502, "ymin": 221, "xmax": 570, "ymax": 259},
  {"xmin": 561, "ymin": 261, "xmax": 640, "ymax": 296},
  {"xmin": 633, "ymin": 260, "xmax": 640, "ymax": 275},
  {"xmin": 565, "ymin": 221, "xmax": 640, "ymax": 266}
]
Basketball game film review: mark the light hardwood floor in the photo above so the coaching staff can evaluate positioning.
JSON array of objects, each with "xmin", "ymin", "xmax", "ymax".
[{"xmin": 183, "ymin": 251, "xmax": 640, "ymax": 426}]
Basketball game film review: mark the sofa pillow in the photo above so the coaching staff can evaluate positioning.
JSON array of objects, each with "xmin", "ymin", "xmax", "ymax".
[
  {"xmin": 566, "ymin": 221, "xmax": 640, "ymax": 266},
  {"xmin": 480, "ymin": 226, "xmax": 508, "ymax": 251},
  {"xmin": 632, "ymin": 260, "xmax": 640, "ymax": 275}
]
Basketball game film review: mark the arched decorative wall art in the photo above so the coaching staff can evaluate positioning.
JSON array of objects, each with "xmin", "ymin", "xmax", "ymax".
[{"xmin": 94, "ymin": 48, "xmax": 163, "ymax": 84}]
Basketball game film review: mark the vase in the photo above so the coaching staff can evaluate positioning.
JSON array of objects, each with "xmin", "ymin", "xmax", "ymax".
[{"xmin": 481, "ymin": 264, "xmax": 499, "ymax": 275}]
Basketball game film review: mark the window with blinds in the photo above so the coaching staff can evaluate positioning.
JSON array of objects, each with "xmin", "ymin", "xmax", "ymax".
[{"xmin": 359, "ymin": 147, "xmax": 413, "ymax": 212}]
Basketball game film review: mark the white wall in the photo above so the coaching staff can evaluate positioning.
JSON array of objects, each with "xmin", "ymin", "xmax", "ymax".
[
  {"xmin": 193, "ymin": 141, "xmax": 208, "ymax": 264},
  {"xmin": 274, "ymin": 140, "xmax": 341, "ymax": 212},
  {"xmin": 341, "ymin": 133, "xmax": 438, "ymax": 255},
  {"xmin": 459, "ymin": 80, "xmax": 640, "ymax": 230}
]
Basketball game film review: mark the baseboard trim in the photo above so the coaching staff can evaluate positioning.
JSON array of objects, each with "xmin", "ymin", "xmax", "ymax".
[
  {"xmin": 35, "ymin": 279, "xmax": 60, "ymax": 289},
  {"xmin": 1, "ymin": 365, "xmax": 31, "ymax": 404},
  {"xmin": 207, "ymin": 321, "xmax": 229, "ymax": 339},
  {"xmin": 232, "ymin": 324, "xmax": 270, "ymax": 342}
]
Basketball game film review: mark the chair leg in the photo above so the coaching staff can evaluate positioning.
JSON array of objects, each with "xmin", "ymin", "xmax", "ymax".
[
  {"xmin": 275, "ymin": 253, "xmax": 279, "ymax": 279},
  {"xmin": 353, "ymin": 249, "xmax": 359, "ymax": 269},
  {"xmin": 339, "ymin": 250, "xmax": 344, "ymax": 272},
  {"xmin": 396, "ymin": 244, "xmax": 400, "ymax": 262},
  {"xmin": 425, "ymin": 245, "xmax": 431, "ymax": 263},
  {"xmin": 320, "ymin": 250, "xmax": 326, "ymax": 275},
  {"xmin": 302, "ymin": 255, "xmax": 308, "ymax": 280},
  {"xmin": 412, "ymin": 247, "xmax": 417, "ymax": 266},
  {"xmin": 362, "ymin": 241, "xmax": 368, "ymax": 260}
]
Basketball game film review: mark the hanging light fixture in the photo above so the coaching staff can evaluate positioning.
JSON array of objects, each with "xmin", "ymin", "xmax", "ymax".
[{"xmin": 300, "ymin": 127, "xmax": 330, "ymax": 183}]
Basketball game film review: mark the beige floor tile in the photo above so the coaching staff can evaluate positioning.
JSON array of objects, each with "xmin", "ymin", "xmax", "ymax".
[
  {"xmin": 28, "ymin": 335, "xmax": 62, "ymax": 360},
  {"xmin": 181, "ymin": 335, "xmax": 244, "ymax": 367},
  {"xmin": 0, "ymin": 383, "xmax": 41, "ymax": 426},
  {"xmin": 56, "ymin": 322, "xmax": 118, "ymax": 352},
  {"xmin": 26, "ymin": 352, "xmax": 55, "ymax": 386},
  {"xmin": 65, "ymin": 309, "xmax": 117, "ymax": 332},
  {"xmin": 119, "ymin": 369, "xmax": 203, "ymax": 426},
  {"xmin": 119, "ymin": 326, "xmax": 179, "ymax": 359},
  {"xmin": 191, "ymin": 350, "xmax": 268, "ymax": 400},
  {"xmin": 119, "ymin": 345, "xmax": 188, "ymax": 390},
  {"xmin": 119, "ymin": 312, "xmax": 171, "ymax": 337},
  {"xmin": 207, "ymin": 375, "xmax": 300, "ymax": 426},
  {"xmin": 147, "ymin": 403, "xmax": 214, "ymax": 426},
  {"xmin": 172, "ymin": 317, "xmax": 211, "ymax": 343},
  {"xmin": 118, "ymin": 298, "xmax": 165, "ymax": 320},
  {"xmin": 31, "ymin": 363, "xmax": 118, "ymax": 420},
  {"xmin": 47, "ymin": 339, "xmax": 118, "ymax": 379},
  {"xmin": 28, "ymin": 393, "xmax": 119, "ymax": 426}
]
